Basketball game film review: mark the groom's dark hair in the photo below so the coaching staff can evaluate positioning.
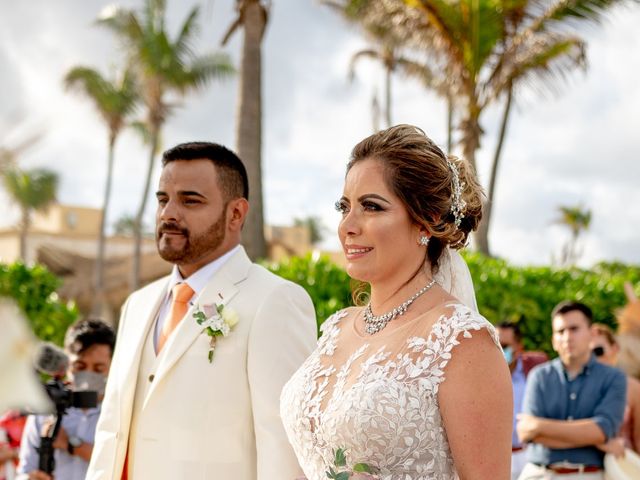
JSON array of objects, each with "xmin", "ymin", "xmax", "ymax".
[{"xmin": 162, "ymin": 142, "xmax": 249, "ymax": 202}]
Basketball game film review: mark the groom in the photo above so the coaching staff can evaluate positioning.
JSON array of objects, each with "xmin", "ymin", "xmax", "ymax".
[{"xmin": 86, "ymin": 142, "xmax": 317, "ymax": 480}]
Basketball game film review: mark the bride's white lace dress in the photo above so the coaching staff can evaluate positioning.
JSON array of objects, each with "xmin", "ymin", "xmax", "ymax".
[{"xmin": 280, "ymin": 302, "xmax": 500, "ymax": 480}]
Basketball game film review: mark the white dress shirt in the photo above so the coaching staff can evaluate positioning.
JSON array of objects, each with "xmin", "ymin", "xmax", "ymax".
[{"xmin": 153, "ymin": 245, "xmax": 240, "ymax": 351}]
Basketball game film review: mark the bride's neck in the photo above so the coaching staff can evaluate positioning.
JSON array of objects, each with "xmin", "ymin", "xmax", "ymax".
[{"xmin": 369, "ymin": 271, "xmax": 432, "ymax": 313}]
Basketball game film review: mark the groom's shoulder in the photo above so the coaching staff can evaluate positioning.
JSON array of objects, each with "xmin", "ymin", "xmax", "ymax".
[
  {"xmin": 127, "ymin": 275, "xmax": 169, "ymax": 303},
  {"xmin": 246, "ymin": 261, "xmax": 303, "ymax": 294}
]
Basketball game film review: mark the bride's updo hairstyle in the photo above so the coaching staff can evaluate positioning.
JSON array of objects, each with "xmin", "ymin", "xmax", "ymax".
[{"xmin": 347, "ymin": 124, "xmax": 484, "ymax": 272}]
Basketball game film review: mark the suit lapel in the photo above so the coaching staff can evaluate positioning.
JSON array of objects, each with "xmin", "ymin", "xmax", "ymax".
[{"xmin": 142, "ymin": 247, "xmax": 251, "ymax": 408}]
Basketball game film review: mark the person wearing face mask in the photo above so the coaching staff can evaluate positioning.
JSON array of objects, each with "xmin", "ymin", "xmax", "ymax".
[
  {"xmin": 16, "ymin": 319, "xmax": 115, "ymax": 480},
  {"xmin": 497, "ymin": 322, "xmax": 548, "ymax": 480}
]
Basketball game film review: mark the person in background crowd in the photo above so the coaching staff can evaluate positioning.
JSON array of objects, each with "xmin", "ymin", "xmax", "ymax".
[
  {"xmin": 16, "ymin": 319, "xmax": 115, "ymax": 480},
  {"xmin": 517, "ymin": 301, "xmax": 627, "ymax": 480},
  {"xmin": 0, "ymin": 410, "xmax": 27, "ymax": 480},
  {"xmin": 497, "ymin": 322, "xmax": 548, "ymax": 480},
  {"xmin": 591, "ymin": 323, "xmax": 640, "ymax": 454}
]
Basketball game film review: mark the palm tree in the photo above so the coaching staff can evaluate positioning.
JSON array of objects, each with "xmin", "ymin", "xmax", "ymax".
[
  {"xmin": 343, "ymin": 0, "xmax": 621, "ymax": 255},
  {"xmin": 555, "ymin": 205, "xmax": 592, "ymax": 266},
  {"xmin": 413, "ymin": 0, "xmax": 627, "ymax": 255},
  {"xmin": 98, "ymin": 0, "xmax": 235, "ymax": 289},
  {"xmin": 325, "ymin": 0, "xmax": 451, "ymax": 130},
  {"xmin": 64, "ymin": 66, "xmax": 139, "ymax": 314},
  {"xmin": 221, "ymin": 0, "xmax": 269, "ymax": 260},
  {"xmin": 3, "ymin": 168, "xmax": 58, "ymax": 261},
  {"xmin": 0, "ymin": 132, "xmax": 42, "ymax": 175}
]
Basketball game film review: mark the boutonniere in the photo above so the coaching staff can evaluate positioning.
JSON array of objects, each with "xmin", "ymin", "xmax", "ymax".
[{"xmin": 193, "ymin": 303, "xmax": 239, "ymax": 363}]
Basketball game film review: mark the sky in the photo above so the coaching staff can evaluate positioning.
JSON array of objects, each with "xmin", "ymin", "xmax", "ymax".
[{"xmin": 1, "ymin": 0, "xmax": 639, "ymax": 267}]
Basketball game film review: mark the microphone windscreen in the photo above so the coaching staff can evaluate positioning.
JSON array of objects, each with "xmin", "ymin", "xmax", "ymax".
[{"xmin": 34, "ymin": 342, "xmax": 69, "ymax": 377}]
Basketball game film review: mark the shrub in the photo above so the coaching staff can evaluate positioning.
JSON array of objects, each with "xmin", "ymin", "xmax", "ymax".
[
  {"xmin": 465, "ymin": 252, "xmax": 640, "ymax": 355},
  {"xmin": 0, "ymin": 262, "xmax": 78, "ymax": 345},
  {"xmin": 267, "ymin": 252, "xmax": 640, "ymax": 356},
  {"xmin": 265, "ymin": 253, "xmax": 352, "ymax": 335}
]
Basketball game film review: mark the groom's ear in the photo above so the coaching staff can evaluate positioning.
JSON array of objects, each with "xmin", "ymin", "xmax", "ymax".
[{"xmin": 226, "ymin": 198, "xmax": 249, "ymax": 232}]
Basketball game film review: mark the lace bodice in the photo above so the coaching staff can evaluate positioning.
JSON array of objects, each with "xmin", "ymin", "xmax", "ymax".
[{"xmin": 280, "ymin": 303, "xmax": 500, "ymax": 480}]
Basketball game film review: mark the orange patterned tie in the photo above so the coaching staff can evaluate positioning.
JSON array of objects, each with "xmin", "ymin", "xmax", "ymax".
[{"xmin": 157, "ymin": 282, "xmax": 194, "ymax": 352}]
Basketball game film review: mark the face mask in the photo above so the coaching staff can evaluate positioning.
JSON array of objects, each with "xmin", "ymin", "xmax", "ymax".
[
  {"xmin": 503, "ymin": 346, "xmax": 514, "ymax": 364},
  {"xmin": 72, "ymin": 371, "xmax": 107, "ymax": 397}
]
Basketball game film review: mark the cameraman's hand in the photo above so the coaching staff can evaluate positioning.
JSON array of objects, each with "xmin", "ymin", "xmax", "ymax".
[
  {"xmin": 39, "ymin": 420, "xmax": 69, "ymax": 452},
  {"xmin": 27, "ymin": 470, "xmax": 53, "ymax": 480},
  {"xmin": 51, "ymin": 427, "xmax": 68, "ymax": 451}
]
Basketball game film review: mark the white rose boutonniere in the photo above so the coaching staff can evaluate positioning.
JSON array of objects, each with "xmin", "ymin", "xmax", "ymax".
[{"xmin": 193, "ymin": 303, "xmax": 239, "ymax": 363}]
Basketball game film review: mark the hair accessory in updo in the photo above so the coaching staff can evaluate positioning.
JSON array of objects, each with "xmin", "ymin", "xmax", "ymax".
[{"xmin": 445, "ymin": 157, "xmax": 466, "ymax": 228}]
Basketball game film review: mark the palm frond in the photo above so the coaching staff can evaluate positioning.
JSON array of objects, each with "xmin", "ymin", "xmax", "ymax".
[
  {"xmin": 3, "ymin": 168, "xmax": 58, "ymax": 212},
  {"xmin": 348, "ymin": 48, "xmax": 382, "ymax": 81},
  {"xmin": 485, "ymin": 34, "xmax": 586, "ymax": 102},
  {"xmin": 64, "ymin": 66, "xmax": 140, "ymax": 134},
  {"xmin": 96, "ymin": 5, "xmax": 143, "ymax": 44},
  {"xmin": 395, "ymin": 57, "xmax": 446, "ymax": 92},
  {"xmin": 175, "ymin": 6, "xmax": 200, "ymax": 57},
  {"xmin": 176, "ymin": 53, "xmax": 235, "ymax": 92},
  {"xmin": 221, "ymin": 16, "xmax": 242, "ymax": 46}
]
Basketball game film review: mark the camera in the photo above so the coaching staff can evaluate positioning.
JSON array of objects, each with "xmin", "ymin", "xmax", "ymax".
[
  {"xmin": 43, "ymin": 378, "xmax": 97, "ymax": 413},
  {"xmin": 34, "ymin": 344, "xmax": 98, "ymax": 474}
]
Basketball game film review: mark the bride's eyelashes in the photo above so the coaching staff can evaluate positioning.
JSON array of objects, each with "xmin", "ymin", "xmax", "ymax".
[
  {"xmin": 335, "ymin": 199, "xmax": 349, "ymax": 214},
  {"xmin": 334, "ymin": 199, "xmax": 386, "ymax": 215}
]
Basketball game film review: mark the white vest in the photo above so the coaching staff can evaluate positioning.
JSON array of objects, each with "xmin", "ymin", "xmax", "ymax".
[{"xmin": 128, "ymin": 322, "xmax": 162, "ymax": 478}]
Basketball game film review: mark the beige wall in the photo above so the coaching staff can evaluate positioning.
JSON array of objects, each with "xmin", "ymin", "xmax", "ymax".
[
  {"xmin": 0, "ymin": 235, "xmax": 19, "ymax": 264},
  {"xmin": 0, "ymin": 231, "xmax": 157, "ymax": 264},
  {"xmin": 265, "ymin": 225, "xmax": 312, "ymax": 257},
  {"xmin": 32, "ymin": 204, "xmax": 101, "ymax": 236}
]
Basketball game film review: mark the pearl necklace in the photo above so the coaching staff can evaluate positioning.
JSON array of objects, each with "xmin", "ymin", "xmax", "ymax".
[{"xmin": 363, "ymin": 278, "xmax": 437, "ymax": 335}]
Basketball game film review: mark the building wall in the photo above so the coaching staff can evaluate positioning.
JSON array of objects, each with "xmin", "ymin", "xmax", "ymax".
[
  {"xmin": 0, "ymin": 231, "xmax": 157, "ymax": 264},
  {"xmin": 32, "ymin": 204, "xmax": 101, "ymax": 236},
  {"xmin": 0, "ymin": 235, "xmax": 19, "ymax": 263}
]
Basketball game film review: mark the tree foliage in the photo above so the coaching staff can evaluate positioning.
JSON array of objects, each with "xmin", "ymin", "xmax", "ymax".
[
  {"xmin": 0, "ymin": 262, "xmax": 78, "ymax": 346},
  {"xmin": 3, "ymin": 168, "xmax": 58, "ymax": 260},
  {"xmin": 267, "ymin": 253, "xmax": 640, "ymax": 357}
]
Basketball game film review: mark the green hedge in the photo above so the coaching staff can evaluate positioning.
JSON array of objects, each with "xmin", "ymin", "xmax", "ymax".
[
  {"xmin": 0, "ymin": 262, "xmax": 79, "ymax": 345},
  {"xmin": 266, "ymin": 254, "xmax": 354, "ymax": 336},
  {"xmin": 466, "ymin": 253, "xmax": 640, "ymax": 355},
  {"xmin": 267, "ymin": 253, "xmax": 640, "ymax": 357}
]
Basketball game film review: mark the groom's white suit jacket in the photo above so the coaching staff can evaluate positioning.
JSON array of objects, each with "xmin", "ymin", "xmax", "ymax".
[{"xmin": 86, "ymin": 247, "xmax": 317, "ymax": 480}]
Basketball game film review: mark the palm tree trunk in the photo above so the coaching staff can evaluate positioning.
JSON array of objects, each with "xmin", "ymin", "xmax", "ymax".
[
  {"xmin": 461, "ymin": 89, "xmax": 484, "ymax": 252},
  {"xmin": 476, "ymin": 85, "xmax": 513, "ymax": 257},
  {"xmin": 384, "ymin": 65, "xmax": 392, "ymax": 128},
  {"xmin": 93, "ymin": 133, "xmax": 117, "ymax": 316},
  {"xmin": 132, "ymin": 124, "xmax": 160, "ymax": 291},
  {"xmin": 236, "ymin": 0, "xmax": 267, "ymax": 260},
  {"xmin": 19, "ymin": 207, "xmax": 29, "ymax": 262}
]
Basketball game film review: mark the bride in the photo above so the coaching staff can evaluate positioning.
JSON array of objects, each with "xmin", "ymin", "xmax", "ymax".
[{"xmin": 281, "ymin": 125, "xmax": 512, "ymax": 479}]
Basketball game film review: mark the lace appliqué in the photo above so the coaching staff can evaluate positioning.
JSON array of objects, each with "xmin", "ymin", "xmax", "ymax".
[{"xmin": 281, "ymin": 304, "xmax": 500, "ymax": 480}]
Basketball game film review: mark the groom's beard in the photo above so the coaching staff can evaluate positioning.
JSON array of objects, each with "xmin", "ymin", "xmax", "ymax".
[{"xmin": 156, "ymin": 211, "xmax": 227, "ymax": 265}]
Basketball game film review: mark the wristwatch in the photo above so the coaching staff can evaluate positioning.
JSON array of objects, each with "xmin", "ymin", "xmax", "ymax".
[{"xmin": 67, "ymin": 435, "xmax": 82, "ymax": 455}]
